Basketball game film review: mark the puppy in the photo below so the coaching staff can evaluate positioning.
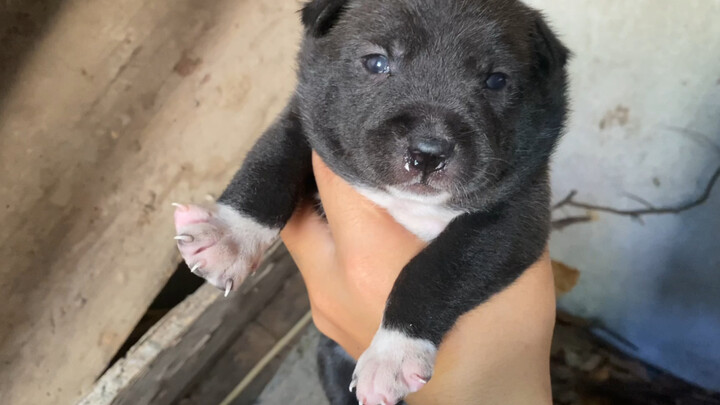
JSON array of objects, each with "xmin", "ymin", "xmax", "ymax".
[{"xmin": 173, "ymin": 0, "xmax": 569, "ymax": 404}]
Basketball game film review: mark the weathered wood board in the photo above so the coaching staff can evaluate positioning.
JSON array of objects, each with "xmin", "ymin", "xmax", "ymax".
[
  {"xmin": 179, "ymin": 270, "xmax": 312, "ymax": 405},
  {"xmin": 78, "ymin": 244, "xmax": 302, "ymax": 405},
  {"xmin": 0, "ymin": 0, "xmax": 303, "ymax": 404}
]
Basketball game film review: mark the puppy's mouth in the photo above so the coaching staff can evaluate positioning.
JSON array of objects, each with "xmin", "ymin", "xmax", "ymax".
[
  {"xmin": 392, "ymin": 154, "xmax": 456, "ymax": 195},
  {"xmin": 393, "ymin": 170, "xmax": 454, "ymax": 197},
  {"xmin": 400, "ymin": 182, "xmax": 441, "ymax": 195}
]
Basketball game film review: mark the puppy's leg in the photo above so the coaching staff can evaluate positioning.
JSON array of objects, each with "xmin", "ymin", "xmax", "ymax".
[
  {"xmin": 318, "ymin": 335, "xmax": 408, "ymax": 405},
  {"xmin": 317, "ymin": 335, "xmax": 359, "ymax": 405},
  {"xmin": 352, "ymin": 184, "xmax": 550, "ymax": 405},
  {"xmin": 174, "ymin": 98, "xmax": 311, "ymax": 294}
]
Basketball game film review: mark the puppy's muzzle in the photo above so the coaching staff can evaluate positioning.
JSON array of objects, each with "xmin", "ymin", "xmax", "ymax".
[{"xmin": 407, "ymin": 138, "xmax": 455, "ymax": 174}]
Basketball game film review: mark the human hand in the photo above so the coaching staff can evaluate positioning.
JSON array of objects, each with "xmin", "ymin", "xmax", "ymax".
[{"xmin": 281, "ymin": 152, "xmax": 556, "ymax": 405}]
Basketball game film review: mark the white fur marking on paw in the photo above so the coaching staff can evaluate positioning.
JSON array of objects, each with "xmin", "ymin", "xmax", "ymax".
[
  {"xmin": 351, "ymin": 327, "xmax": 437, "ymax": 405},
  {"xmin": 174, "ymin": 203, "xmax": 278, "ymax": 295}
]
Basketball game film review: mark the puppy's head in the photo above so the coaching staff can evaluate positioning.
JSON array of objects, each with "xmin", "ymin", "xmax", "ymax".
[{"xmin": 297, "ymin": 0, "xmax": 569, "ymax": 208}]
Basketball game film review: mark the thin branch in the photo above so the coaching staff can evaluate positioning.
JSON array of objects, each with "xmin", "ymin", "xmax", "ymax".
[
  {"xmin": 552, "ymin": 190, "xmax": 578, "ymax": 211},
  {"xmin": 553, "ymin": 166, "xmax": 720, "ymax": 218},
  {"xmin": 622, "ymin": 192, "xmax": 656, "ymax": 210},
  {"xmin": 551, "ymin": 216, "xmax": 594, "ymax": 231},
  {"xmin": 590, "ymin": 324, "xmax": 640, "ymax": 352},
  {"xmin": 557, "ymin": 311, "xmax": 639, "ymax": 351}
]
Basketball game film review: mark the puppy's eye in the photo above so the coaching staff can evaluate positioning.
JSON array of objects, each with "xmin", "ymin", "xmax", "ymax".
[
  {"xmin": 485, "ymin": 73, "xmax": 508, "ymax": 90},
  {"xmin": 363, "ymin": 54, "xmax": 390, "ymax": 74}
]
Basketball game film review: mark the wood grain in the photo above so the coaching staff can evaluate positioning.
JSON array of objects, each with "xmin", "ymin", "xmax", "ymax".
[
  {"xmin": 180, "ymin": 271, "xmax": 312, "ymax": 405},
  {"xmin": 77, "ymin": 245, "xmax": 297, "ymax": 405},
  {"xmin": 0, "ymin": 0, "xmax": 303, "ymax": 404}
]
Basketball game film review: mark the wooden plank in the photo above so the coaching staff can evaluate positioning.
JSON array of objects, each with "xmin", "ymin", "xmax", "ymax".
[
  {"xmin": 0, "ymin": 0, "xmax": 303, "ymax": 403},
  {"xmin": 220, "ymin": 313, "xmax": 314, "ymax": 405},
  {"xmin": 178, "ymin": 322, "xmax": 278, "ymax": 405},
  {"xmin": 254, "ymin": 326, "xmax": 331, "ymax": 405},
  {"xmin": 78, "ymin": 244, "xmax": 298, "ymax": 405},
  {"xmin": 255, "ymin": 272, "xmax": 313, "ymax": 339},
  {"xmin": 180, "ymin": 272, "xmax": 312, "ymax": 405}
]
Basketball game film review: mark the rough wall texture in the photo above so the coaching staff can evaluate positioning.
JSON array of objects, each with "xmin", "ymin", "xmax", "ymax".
[{"xmin": 525, "ymin": 0, "xmax": 720, "ymax": 390}]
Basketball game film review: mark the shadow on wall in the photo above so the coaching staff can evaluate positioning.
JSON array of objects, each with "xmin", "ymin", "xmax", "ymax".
[
  {"xmin": 650, "ymin": 162, "xmax": 720, "ymax": 387},
  {"xmin": 535, "ymin": 0, "xmax": 720, "ymax": 391},
  {"xmin": 0, "ymin": 0, "xmax": 66, "ymax": 110},
  {"xmin": 550, "ymin": 99, "xmax": 720, "ymax": 391}
]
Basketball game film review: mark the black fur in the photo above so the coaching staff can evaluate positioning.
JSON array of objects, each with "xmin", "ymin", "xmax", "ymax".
[
  {"xmin": 384, "ymin": 175, "xmax": 550, "ymax": 344},
  {"xmin": 301, "ymin": 0, "xmax": 351, "ymax": 37},
  {"xmin": 295, "ymin": 0, "xmax": 568, "ymax": 212},
  {"xmin": 218, "ymin": 99, "xmax": 311, "ymax": 228},
  {"xmin": 219, "ymin": 0, "xmax": 568, "ymax": 403},
  {"xmin": 317, "ymin": 335, "xmax": 365, "ymax": 405}
]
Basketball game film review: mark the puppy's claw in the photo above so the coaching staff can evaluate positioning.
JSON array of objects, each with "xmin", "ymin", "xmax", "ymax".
[
  {"xmin": 174, "ymin": 234, "xmax": 193, "ymax": 243},
  {"xmin": 412, "ymin": 374, "xmax": 428, "ymax": 385},
  {"xmin": 171, "ymin": 202, "xmax": 188, "ymax": 211},
  {"xmin": 190, "ymin": 263, "xmax": 201, "ymax": 275},
  {"xmin": 349, "ymin": 378, "xmax": 357, "ymax": 393},
  {"xmin": 224, "ymin": 280, "xmax": 233, "ymax": 297}
]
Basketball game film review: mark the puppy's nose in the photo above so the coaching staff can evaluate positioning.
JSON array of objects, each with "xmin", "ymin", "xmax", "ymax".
[{"xmin": 407, "ymin": 139, "xmax": 454, "ymax": 173}]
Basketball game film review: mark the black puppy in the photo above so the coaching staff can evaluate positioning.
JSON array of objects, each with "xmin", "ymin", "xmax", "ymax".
[{"xmin": 173, "ymin": 0, "xmax": 568, "ymax": 403}]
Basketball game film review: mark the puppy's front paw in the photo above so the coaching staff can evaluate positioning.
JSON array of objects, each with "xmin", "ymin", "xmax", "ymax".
[
  {"xmin": 173, "ymin": 203, "xmax": 278, "ymax": 296},
  {"xmin": 351, "ymin": 328, "xmax": 437, "ymax": 405}
]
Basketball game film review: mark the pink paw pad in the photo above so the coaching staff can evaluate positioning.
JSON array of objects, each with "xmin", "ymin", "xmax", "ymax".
[
  {"xmin": 173, "ymin": 203, "xmax": 211, "ymax": 228},
  {"xmin": 172, "ymin": 202, "xmax": 278, "ymax": 297}
]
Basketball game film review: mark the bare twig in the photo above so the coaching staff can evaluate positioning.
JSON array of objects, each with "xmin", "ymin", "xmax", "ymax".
[
  {"xmin": 552, "ymin": 166, "xmax": 720, "ymax": 218},
  {"xmin": 552, "ymin": 190, "xmax": 578, "ymax": 211},
  {"xmin": 622, "ymin": 192, "xmax": 656, "ymax": 210},
  {"xmin": 551, "ymin": 215, "xmax": 594, "ymax": 231}
]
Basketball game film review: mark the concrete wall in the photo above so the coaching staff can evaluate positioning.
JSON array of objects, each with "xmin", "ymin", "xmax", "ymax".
[{"xmin": 524, "ymin": 0, "xmax": 720, "ymax": 390}]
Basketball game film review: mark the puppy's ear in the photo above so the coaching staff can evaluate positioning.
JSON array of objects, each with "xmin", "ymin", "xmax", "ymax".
[
  {"xmin": 301, "ymin": 0, "xmax": 350, "ymax": 37},
  {"xmin": 531, "ymin": 12, "xmax": 570, "ymax": 76}
]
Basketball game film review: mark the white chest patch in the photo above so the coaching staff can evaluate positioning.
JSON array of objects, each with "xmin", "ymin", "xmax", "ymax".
[{"xmin": 355, "ymin": 186, "xmax": 464, "ymax": 241}]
